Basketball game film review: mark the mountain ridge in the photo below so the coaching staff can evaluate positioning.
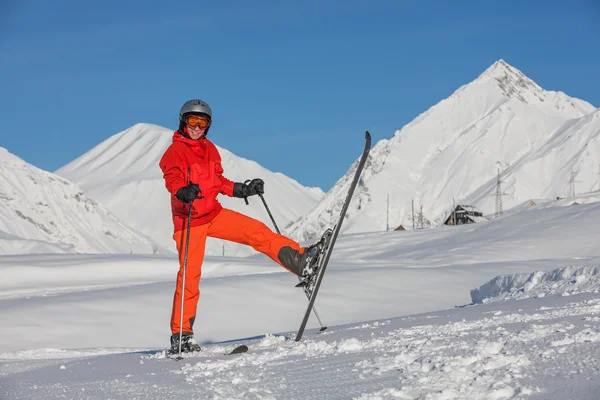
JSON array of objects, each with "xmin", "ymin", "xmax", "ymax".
[
  {"xmin": 0, "ymin": 147, "xmax": 165, "ymax": 254},
  {"xmin": 288, "ymin": 59, "xmax": 598, "ymax": 241}
]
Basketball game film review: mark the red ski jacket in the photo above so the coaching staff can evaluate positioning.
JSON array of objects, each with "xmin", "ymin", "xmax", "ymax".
[{"xmin": 159, "ymin": 131, "xmax": 235, "ymax": 232}]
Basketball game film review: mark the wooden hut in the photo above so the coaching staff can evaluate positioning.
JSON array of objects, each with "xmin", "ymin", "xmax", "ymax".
[{"xmin": 444, "ymin": 205, "xmax": 486, "ymax": 225}]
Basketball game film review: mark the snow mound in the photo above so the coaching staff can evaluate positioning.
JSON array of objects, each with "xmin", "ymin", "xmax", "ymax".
[{"xmin": 471, "ymin": 264, "xmax": 600, "ymax": 304}]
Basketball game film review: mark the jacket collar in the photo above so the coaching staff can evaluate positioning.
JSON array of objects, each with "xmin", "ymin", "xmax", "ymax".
[{"xmin": 172, "ymin": 130, "xmax": 206, "ymax": 148}]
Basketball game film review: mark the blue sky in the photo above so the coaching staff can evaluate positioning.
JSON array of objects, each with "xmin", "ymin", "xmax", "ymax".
[{"xmin": 1, "ymin": 0, "xmax": 599, "ymax": 190}]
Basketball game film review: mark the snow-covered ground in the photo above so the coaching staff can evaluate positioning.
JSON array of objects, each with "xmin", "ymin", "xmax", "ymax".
[{"xmin": 1, "ymin": 198, "xmax": 600, "ymax": 399}]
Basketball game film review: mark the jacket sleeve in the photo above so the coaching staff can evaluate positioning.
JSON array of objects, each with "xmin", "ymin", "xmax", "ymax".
[
  {"xmin": 159, "ymin": 146, "xmax": 186, "ymax": 196},
  {"xmin": 210, "ymin": 145, "xmax": 235, "ymax": 197},
  {"xmin": 216, "ymin": 161, "xmax": 235, "ymax": 197}
]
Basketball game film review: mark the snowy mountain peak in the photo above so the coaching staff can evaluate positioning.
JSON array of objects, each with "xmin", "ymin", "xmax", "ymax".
[
  {"xmin": 289, "ymin": 60, "xmax": 599, "ymax": 241},
  {"xmin": 480, "ymin": 59, "xmax": 544, "ymax": 103},
  {"xmin": 476, "ymin": 60, "xmax": 595, "ymax": 116},
  {"xmin": 482, "ymin": 59, "xmax": 529, "ymax": 82}
]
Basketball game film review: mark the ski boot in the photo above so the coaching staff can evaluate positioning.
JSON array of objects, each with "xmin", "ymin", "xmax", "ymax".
[{"xmin": 169, "ymin": 332, "xmax": 201, "ymax": 355}]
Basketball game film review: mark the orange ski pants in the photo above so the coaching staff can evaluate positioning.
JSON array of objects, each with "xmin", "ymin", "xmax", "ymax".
[{"xmin": 170, "ymin": 208, "xmax": 302, "ymax": 334}]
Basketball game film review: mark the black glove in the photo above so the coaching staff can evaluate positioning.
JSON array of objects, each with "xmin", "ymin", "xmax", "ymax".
[
  {"xmin": 248, "ymin": 178, "xmax": 265, "ymax": 195},
  {"xmin": 233, "ymin": 178, "xmax": 264, "ymax": 198},
  {"xmin": 175, "ymin": 183, "xmax": 201, "ymax": 203}
]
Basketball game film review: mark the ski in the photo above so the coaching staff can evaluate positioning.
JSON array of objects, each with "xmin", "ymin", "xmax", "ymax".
[
  {"xmin": 295, "ymin": 131, "xmax": 371, "ymax": 341},
  {"xmin": 168, "ymin": 344, "xmax": 249, "ymax": 360}
]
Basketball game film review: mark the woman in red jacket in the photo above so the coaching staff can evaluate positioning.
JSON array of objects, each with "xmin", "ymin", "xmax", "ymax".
[{"xmin": 160, "ymin": 99, "xmax": 321, "ymax": 353}]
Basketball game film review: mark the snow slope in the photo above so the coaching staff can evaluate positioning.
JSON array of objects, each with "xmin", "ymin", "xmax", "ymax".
[
  {"xmin": 289, "ymin": 60, "xmax": 599, "ymax": 241},
  {"xmin": 2, "ymin": 292, "xmax": 599, "ymax": 399},
  {"xmin": 56, "ymin": 123, "xmax": 324, "ymax": 256},
  {"xmin": 1, "ymin": 194, "xmax": 600, "ymax": 398},
  {"xmin": 0, "ymin": 147, "xmax": 164, "ymax": 255}
]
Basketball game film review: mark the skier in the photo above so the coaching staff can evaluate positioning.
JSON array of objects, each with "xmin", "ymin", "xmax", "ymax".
[{"xmin": 159, "ymin": 99, "xmax": 322, "ymax": 353}]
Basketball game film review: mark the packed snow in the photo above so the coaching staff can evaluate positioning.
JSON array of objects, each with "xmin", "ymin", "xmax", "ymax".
[{"xmin": 1, "ymin": 197, "xmax": 600, "ymax": 399}]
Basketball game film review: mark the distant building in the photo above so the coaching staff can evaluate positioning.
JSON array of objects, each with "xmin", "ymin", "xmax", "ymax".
[
  {"xmin": 444, "ymin": 205, "xmax": 487, "ymax": 225},
  {"xmin": 394, "ymin": 225, "xmax": 406, "ymax": 231}
]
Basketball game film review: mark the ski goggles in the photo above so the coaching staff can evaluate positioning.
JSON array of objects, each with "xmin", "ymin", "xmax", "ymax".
[{"xmin": 186, "ymin": 115, "xmax": 211, "ymax": 128}]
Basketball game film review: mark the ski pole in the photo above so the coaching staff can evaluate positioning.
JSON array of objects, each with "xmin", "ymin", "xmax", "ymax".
[
  {"xmin": 177, "ymin": 171, "xmax": 203, "ymax": 359},
  {"xmin": 258, "ymin": 193, "xmax": 327, "ymax": 332},
  {"xmin": 176, "ymin": 201, "xmax": 194, "ymax": 359}
]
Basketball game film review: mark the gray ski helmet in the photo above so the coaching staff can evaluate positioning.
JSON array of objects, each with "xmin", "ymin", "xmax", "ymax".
[{"xmin": 179, "ymin": 99, "xmax": 212, "ymax": 122}]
